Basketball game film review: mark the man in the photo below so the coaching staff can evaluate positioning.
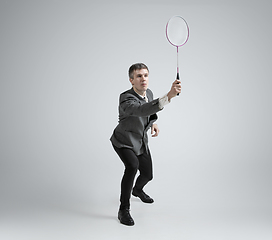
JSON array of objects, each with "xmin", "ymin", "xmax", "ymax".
[{"xmin": 110, "ymin": 63, "xmax": 181, "ymax": 226}]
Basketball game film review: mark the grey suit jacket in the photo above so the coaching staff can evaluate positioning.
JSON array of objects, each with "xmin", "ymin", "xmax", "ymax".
[{"xmin": 110, "ymin": 88, "xmax": 162, "ymax": 155}]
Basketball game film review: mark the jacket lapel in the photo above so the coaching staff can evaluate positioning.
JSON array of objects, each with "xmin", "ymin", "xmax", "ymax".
[{"xmin": 129, "ymin": 88, "xmax": 147, "ymax": 103}]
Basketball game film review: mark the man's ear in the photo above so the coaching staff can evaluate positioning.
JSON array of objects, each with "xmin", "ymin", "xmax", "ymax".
[{"xmin": 129, "ymin": 78, "xmax": 134, "ymax": 85}]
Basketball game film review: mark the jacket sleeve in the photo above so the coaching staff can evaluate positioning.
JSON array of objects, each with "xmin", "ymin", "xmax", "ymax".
[{"xmin": 119, "ymin": 93, "xmax": 162, "ymax": 117}]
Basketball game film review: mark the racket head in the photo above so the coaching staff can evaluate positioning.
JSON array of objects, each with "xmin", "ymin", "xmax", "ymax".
[{"xmin": 166, "ymin": 15, "xmax": 189, "ymax": 47}]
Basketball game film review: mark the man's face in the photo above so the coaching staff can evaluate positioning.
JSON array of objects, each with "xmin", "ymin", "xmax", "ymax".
[{"xmin": 130, "ymin": 68, "xmax": 149, "ymax": 95}]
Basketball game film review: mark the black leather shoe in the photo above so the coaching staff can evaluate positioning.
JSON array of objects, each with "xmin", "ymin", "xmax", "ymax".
[
  {"xmin": 132, "ymin": 189, "xmax": 154, "ymax": 203},
  {"xmin": 118, "ymin": 209, "xmax": 134, "ymax": 226}
]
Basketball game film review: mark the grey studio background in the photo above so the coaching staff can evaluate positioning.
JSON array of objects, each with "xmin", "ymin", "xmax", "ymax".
[{"xmin": 1, "ymin": 0, "xmax": 272, "ymax": 239}]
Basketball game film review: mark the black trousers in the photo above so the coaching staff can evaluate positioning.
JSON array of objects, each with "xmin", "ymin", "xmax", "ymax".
[{"xmin": 113, "ymin": 145, "xmax": 153, "ymax": 210}]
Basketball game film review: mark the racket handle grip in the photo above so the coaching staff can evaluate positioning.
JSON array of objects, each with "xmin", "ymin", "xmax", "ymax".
[{"xmin": 176, "ymin": 72, "xmax": 180, "ymax": 96}]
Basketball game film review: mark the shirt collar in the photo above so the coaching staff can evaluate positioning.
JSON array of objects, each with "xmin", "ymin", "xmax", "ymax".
[{"xmin": 136, "ymin": 92, "xmax": 148, "ymax": 102}]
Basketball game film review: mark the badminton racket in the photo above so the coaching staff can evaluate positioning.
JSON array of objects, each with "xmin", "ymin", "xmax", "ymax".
[{"xmin": 166, "ymin": 15, "xmax": 189, "ymax": 95}]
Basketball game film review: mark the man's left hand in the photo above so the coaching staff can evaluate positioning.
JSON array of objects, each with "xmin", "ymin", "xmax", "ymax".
[{"xmin": 151, "ymin": 123, "xmax": 159, "ymax": 137}]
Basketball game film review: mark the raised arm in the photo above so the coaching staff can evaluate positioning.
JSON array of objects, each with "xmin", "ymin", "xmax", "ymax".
[{"xmin": 119, "ymin": 94, "xmax": 162, "ymax": 117}]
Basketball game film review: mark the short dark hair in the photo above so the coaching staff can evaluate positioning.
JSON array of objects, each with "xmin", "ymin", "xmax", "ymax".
[{"xmin": 128, "ymin": 63, "xmax": 149, "ymax": 79}]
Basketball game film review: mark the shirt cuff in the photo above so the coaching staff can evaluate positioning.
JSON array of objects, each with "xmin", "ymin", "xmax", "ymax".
[{"xmin": 159, "ymin": 94, "xmax": 170, "ymax": 109}]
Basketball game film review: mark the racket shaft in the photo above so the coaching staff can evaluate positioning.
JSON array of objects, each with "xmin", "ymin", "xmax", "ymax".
[
  {"xmin": 177, "ymin": 48, "xmax": 180, "ymax": 95},
  {"xmin": 176, "ymin": 72, "xmax": 180, "ymax": 96}
]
